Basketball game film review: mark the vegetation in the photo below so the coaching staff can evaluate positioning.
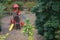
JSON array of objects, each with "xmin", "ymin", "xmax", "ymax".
[
  {"xmin": 0, "ymin": 33, "xmax": 9, "ymax": 40},
  {"xmin": 0, "ymin": 0, "xmax": 60, "ymax": 40},
  {"xmin": 31, "ymin": 0, "xmax": 60, "ymax": 40},
  {"xmin": 23, "ymin": 2, "xmax": 37, "ymax": 11},
  {"xmin": 22, "ymin": 18, "xmax": 34, "ymax": 40}
]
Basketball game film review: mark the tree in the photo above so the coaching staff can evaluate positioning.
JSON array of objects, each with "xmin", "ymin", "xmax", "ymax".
[{"xmin": 31, "ymin": 0, "xmax": 60, "ymax": 40}]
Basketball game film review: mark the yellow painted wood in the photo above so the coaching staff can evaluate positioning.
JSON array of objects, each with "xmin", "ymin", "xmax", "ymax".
[{"xmin": 9, "ymin": 24, "xmax": 14, "ymax": 31}]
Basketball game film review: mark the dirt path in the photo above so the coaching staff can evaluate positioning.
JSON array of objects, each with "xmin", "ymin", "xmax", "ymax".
[{"xmin": 1, "ymin": 11, "xmax": 43, "ymax": 40}]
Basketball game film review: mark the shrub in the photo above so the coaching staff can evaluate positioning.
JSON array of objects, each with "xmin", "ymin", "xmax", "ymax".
[
  {"xmin": 23, "ymin": 2, "xmax": 37, "ymax": 11},
  {"xmin": 31, "ymin": 0, "xmax": 60, "ymax": 40}
]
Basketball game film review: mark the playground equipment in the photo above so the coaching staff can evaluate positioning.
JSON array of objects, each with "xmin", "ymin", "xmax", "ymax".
[
  {"xmin": 10, "ymin": 13, "xmax": 21, "ymax": 29},
  {"xmin": 10, "ymin": 12, "xmax": 35, "ymax": 40},
  {"xmin": 0, "ymin": 25, "xmax": 2, "ymax": 32},
  {"xmin": 0, "ymin": 15, "xmax": 35, "ymax": 40},
  {"xmin": 9, "ymin": 24, "xmax": 14, "ymax": 31},
  {"xmin": 10, "ymin": 12, "xmax": 27, "ymax": 30}
]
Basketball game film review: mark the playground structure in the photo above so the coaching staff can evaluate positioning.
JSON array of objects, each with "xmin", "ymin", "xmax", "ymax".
[
  {"xmin": 0, "ymin": 13, "xmax": 26, "ymax": 40},
  {"xmin": 10, "ymin": 12, "xmax": 26, "ymax": 30},
  {"xmin": 0, "ymin": 17, "xmax": 34, "ymax": 40},
  {"xmin": 0, "ymin": 11, "xmax": 37, "ymax": 40}
]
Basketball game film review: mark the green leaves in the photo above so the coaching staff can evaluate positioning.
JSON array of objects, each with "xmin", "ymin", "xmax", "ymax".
[
  {"xmin": 22, "ymin": 19, "xmax": 33, "ymax": 36},
  {"xmin": 0, "ymin": 5, "xmax": 6, "ymax": 13},
  {"xmin": 31, "ymin": 0, "xmax": 60, "ymax": 40},
  {"xmin": 31, "ymin": 2, "xmax": 45, "ymax": 13},
  {"xmin": 22, "ymin": 18, "xmax": 34, "ymax": 40},
  {"xmin": 52, "ymin": 2, "xmax": 60, "ymax": 12},
  {"xmin": 13, "ymin": 1, "xmax": 24, "ymax": 6},
  {"xmin": 0, "ymin": 33, "xmax": 9, "ymax": 40}
]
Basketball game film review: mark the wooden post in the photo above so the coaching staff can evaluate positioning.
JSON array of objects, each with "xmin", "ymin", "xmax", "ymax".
[{"xmin": 0, "ymin": 25, "xmax": 2, "ymax": 32}]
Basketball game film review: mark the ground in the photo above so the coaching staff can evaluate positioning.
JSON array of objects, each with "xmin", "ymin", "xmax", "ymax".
[{"xmin": 1, "ymin": 11, "xmax": 43, "ymax": 40}]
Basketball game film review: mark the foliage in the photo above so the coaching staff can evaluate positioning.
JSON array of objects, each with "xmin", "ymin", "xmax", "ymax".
[
  {"xmin": 0, "ymin": 33, "xmax": 9, "ymax": 40},
  {"xmin": 31, "ymin": 0, "xmax": 60, "ymax": 40},
  {"xmin": 25, "ymin": 2, "xmax": 37, "ymax": 8},
  {"xmin": 22, "ymin": 18, "xmax": 34, "ymax": 40},
  {"xmin": 13, "ymin": 1, "xmax": 24, "ymax": 6},
  {"xmin": 24, "ymin": 2, "xmax": 37, "ymax": 10},
  {"xmin": 0, "ymin": 5, "xmax": 6, "ymax": 13}
]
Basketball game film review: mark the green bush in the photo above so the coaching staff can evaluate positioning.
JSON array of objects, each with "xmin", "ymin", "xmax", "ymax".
[
  {"xmin": 13, "ymin": 1, "xmax": 24, "ymax": 6},
  {"xmin": 25, "ymin": 2, "xmax": 37, "ymax": 8},
  {"xmin": 24, "ymin": 2, "xmax": 37, "ymax": 10},
  {"xmin": 31, "ymin": 0, "xmax": 60, "ymax": 40},
  {"xmin": 0, "ymin": 5, "xmax": 6, "ymax": 12}
]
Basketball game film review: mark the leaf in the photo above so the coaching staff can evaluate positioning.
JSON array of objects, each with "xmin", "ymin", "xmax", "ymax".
[{"xmin": 52, "ymin": 2, "xmax": 60, "ymax": 12}]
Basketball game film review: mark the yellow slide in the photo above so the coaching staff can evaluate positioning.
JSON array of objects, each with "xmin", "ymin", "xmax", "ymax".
[{"xmin": 9, "ymin": 24, "xmax": 14, "ymax": 31}]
